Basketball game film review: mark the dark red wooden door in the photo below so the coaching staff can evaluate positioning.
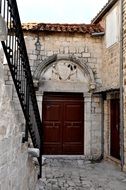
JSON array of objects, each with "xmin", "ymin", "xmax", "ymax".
[
  {"xmin": 42, "ymin": 93, "xmax": 84, "ymax": 155},
  {"xmin": 110, "ymin": 99, "xmax": 120, "ymax": 160}
]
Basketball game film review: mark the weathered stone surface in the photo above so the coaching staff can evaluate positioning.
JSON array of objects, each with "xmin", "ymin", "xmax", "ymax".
[
  {"xmin": 21, "ymin": 30, "xmax": 104, "ymax": 158},
  {"xmin": 123, "ymin": 0, "xmax": 126, "ymax": 171},
  {"xmin": 0, "ymin": 58, "xmax": 39, "ymax": 189},
  {"xmin": 2, "ymin": 28, "xmax": 104, "ymax": 159},
  {"xmin": 28, "ymin": 148, "xmax": 40, "ymax": 157},
  {"xmin": 36, "ymin": 158, "xmax": 126, "ymax": 190}
]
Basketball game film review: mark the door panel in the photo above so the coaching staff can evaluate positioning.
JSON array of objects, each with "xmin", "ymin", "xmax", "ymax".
[
  {"xmin": 44, "ymin": 104, "xmax": 61, "ymax": 121},
  {"xmin": 110, "ymin": 99, "xmax": 120, "ymax": 160},
  {"xmin": 44, "ymin": 122, "xmax": 61, "ymax": 142},
  {"xmin": 63, "ymin": 102, "xmax": 83, "ymax": 154},
  {"xmin": 43, "ymin": 101, "xmax": 63, "ymax": 154},
  {"xmin": 63, "ymin": 122, "xmax": 82, "ymax": 142},
  {"xmin": 65, "ymin": 104, "xmax": 83, "ymax": 120},
  {"xmin": 42, "ymin": 93, "xmax": 84, "ymax": 155}
]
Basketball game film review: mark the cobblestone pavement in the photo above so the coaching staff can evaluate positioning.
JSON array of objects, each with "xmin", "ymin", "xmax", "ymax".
[{"xmin": 36, "ymin": 156, "xmax": 126, "ymax": 190}]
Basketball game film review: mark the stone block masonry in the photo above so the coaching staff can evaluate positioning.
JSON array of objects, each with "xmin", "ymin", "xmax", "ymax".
[
  {"xmin": 4, "ymin": 24, "xmax": 120, "ymax": 162},
  {"xmin": 36, "ymin": 158, "xmax": 126, "ymax": 190},
  {"xmin": 23, "ymin": 31, "xmax": 103, "ymax": 158},
  {"xmin": 24, "ymin": 32, "xmax": 103, "ymax": 89},
  {"xmin": 0, "ymin": 51, "xmax": 39, "ymax": 190},
  {"xmin": 123, "ymin": 0, "xmax": 126, "ymax": 171},
  {"xmin": 102, "ymin": 42, "xmax": 120, "ymax": 89}
]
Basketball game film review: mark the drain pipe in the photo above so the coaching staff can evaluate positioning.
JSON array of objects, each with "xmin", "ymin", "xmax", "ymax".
[
  {"xmin": 91, "ymin": 32, "xmax": 105, "ymax": 37},
  {"xmin": 120, "ymin": 0, "xmax": 124, "ymax": 171}
]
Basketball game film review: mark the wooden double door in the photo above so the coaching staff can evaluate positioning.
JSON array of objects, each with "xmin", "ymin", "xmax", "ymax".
[{"xmin": 42, "ymin": 93, "xmax": 84, "ymax": 155}]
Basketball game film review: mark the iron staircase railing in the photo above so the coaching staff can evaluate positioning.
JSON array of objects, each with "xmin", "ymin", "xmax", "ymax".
[{"xmin": 0, "ymin": 0, "xmax": 42, "ymax": 178}]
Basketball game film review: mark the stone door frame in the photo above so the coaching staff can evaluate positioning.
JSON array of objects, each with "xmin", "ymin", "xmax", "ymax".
[
  {"xmin": 36, "ymin": 91, "xmax": 92, "ymax": 157},
  {"xmin": 34, "ymin": 54, "xmax": 96, "ymax": 157},
  {"xmin": 104, "ymin": 91, "xmax": 120, "ymax": 161}
]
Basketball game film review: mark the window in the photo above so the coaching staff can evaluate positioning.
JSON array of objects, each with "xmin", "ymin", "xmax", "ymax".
[{"xmin": 106, "ymin": 6, "xmax": 119, "ymax": 48}]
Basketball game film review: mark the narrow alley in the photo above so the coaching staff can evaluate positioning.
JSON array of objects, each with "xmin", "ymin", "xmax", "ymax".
[{"xmin": 36, "ymin": 157, "xmax": 126, "ymax": 190}]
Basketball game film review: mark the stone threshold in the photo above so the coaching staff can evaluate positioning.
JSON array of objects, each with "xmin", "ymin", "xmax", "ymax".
[
  {"xmin": 105, "ymin": 155, "xmax": 121, "ymax": 168},
  {"xmin": 43, "ymin": 155, "xmax": 91, "ymax": 160},
  {"xmin": 43, "ymin": 155, "xmax": 85, "ymax": 158},
  {"xmin": 43, "ymin": 154, "xmax": 103, "ymax": 160},
  {"xmin": 42, "ymin": 155, "xmax": 92, "ymax": 168}
]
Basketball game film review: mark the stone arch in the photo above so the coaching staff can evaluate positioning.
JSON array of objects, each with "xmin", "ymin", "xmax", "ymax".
[
  {"xmin": 33, "ymin": 54, "xmax": 96, "ymax": 91},
  {"xmin": 34, "ymin": 54, "xmax": 95, "ymax": 80}
]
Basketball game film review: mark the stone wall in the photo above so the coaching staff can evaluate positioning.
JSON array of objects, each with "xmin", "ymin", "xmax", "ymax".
[
  {"xmin": 24, "ymin": 28, "xmax": 120, "ymax": 91},
  {"xmin": 102, "ymin": 42, "xmax": 120, "ymax": 88},
  {"xmin": 123, "ymin": 0, "xmax": 126, "ymax": 169},
  {"xmin": 4, "ymin": 23, "xmax": 120, "ymax": 160},
  {"xmin": 0, "ymin": 48, "xmax": 38, "ymax": 190},
  {"xmin": 23, "ymin": 32, "xmax": 103, "ymax": 91},
  {"xmin": 103, "ymin": 99, "xmax": 110, "ymax": 157},
  {"xmin": 98, "ymin": 1, "xmax": 120, "ymax": 161},
  {"xmin": 91, "ymin": 95, "xmax": 102, "ymax": 157},
  {"xmin": 100, "ymin": 1, "xmax": 120, "ymax": 89},
  {"xmin": 3, "ymin": 20, "xmax": 120, "ymax": 160},
  {"xmin": 24, "ymin": 32, "xmax": 103, "ymax": 89},
  {"xmin": 22, "ymin": 31, "xmax": 103, "ymax": 158}
]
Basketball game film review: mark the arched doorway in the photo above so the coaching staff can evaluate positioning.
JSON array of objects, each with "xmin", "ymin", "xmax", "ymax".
[{"xmin": 34, "ymin": 54, "xmax": 96, "ymax": 155}]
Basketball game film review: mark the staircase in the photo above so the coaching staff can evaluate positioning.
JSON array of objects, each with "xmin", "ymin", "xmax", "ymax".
[{"xmin": 0, "ymin": 0, "xmax": 42, "ymax": 178}]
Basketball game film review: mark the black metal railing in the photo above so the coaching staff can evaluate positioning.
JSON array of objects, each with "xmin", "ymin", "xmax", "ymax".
[{"xmin": 0, "ymin": 0, "xmax": 42, "ymax": 178}]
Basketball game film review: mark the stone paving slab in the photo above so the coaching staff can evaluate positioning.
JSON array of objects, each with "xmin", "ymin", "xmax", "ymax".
[{"xmin": 36, "ymin": 158, "xmax": 126, "ymax": 190}]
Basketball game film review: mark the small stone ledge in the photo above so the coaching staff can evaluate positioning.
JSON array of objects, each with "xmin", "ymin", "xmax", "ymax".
[
  {"xmin": 44, "ymin": 159, "xmax": 90, "ymax": 168},
  {"xmin": 43, "ymin": 155, "xmax": 102, "ymax": 168},
  {"xmin": 44, "ymin": 155, "xmax": 90, "ymax": 160},
  {"xmin": 33, "ymin": 79, "xmax": 39, "ymax": 90},
  {"xmin": 28, "ymin": 148, "xmax": 39, "ymax": 158}
]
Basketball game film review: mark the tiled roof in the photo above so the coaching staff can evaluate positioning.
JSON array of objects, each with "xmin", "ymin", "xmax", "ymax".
[
  {"xmin": 91, "ymin": 0, "xmax": 118, "ymax": 24},
  {"xmin": 94, "ymin": 86, "xmax": 119, "ymax": 94},
  {"xmin": 22, "ymin": 23, "xmax": 104, "ymax": 34}
]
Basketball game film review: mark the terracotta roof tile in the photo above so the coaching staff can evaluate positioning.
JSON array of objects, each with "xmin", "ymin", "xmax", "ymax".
[{"xmin": 22, "ymin": 23, "xmax": 104, "ymax": 34}]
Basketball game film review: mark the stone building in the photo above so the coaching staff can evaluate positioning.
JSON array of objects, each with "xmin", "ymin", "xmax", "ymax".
[
  {"xmin": 122, "ymin": 0, "xmax": 126, "ymax": 170},
  {"xmin": 92, "ymin": 0, "xmax": 121, "ymax": 163},
  {"xmin": 19, "ymin": 0, "xmax": 121, "ymax": 163},
  {"xmin": 21, "ymin": 23, "xmax": 104, "ymax": 158},
  {"xmin": 0, "ymin": 0, "xmax": 126, "ymax": 189}
]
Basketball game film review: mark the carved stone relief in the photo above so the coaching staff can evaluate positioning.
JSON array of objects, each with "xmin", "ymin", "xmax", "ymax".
[
  {"xmin": 33, "ymin": 54, "xmax": 96, "ymax": 91},
  {"xmin": 41, "ymin": 60, "xmax": 88, "ymax": 83}
]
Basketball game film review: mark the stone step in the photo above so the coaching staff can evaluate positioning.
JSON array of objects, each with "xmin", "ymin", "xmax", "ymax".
[{"xmin": 42, "ymin": 155, "xmax": 92, "ymax": 168}]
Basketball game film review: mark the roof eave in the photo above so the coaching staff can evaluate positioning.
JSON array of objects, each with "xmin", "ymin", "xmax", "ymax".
[
  {"xmin": 91, "ymin": 0, "xmax": 118, "ymax": 24},
  {"xmin": 94, "ymin": 86, "xmax": 119, "ymax": 94}
]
